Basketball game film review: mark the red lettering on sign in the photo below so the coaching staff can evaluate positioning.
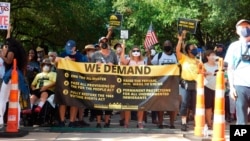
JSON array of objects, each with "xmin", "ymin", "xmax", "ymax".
[{"xmin": 0, "ymin": 16, "xmax": 8, "ymax": 25}]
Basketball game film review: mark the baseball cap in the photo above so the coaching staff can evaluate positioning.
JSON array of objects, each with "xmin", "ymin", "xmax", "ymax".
[
  {"xmin": 65, "ymin": 40, "xmax": 76, "ymax": 49},
  {"xmin": 236, "ymin": 19, "xmax": 250, "ymax": 27},
  {"xmin": 98, "ymin": 37, "xmax": 108, "ymax": 43}
]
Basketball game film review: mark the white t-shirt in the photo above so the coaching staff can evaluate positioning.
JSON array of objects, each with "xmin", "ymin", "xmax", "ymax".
[
  {"xmin": 204, "ymin": 63, "xmax": 218, "ymax": 90},
  {"xmin": 151, "ymin": 52, "xmax": 178, "ymax": 65}
]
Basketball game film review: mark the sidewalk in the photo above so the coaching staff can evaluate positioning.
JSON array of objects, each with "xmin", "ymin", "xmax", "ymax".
[{"xmin": 0, "ymin": 112, "xmax": 231, "ymax": 141}]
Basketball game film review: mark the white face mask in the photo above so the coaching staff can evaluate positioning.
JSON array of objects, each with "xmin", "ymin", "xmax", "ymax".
[
  {"xmin": 151, "ymin": 49, "xmax": 156, "ymax": 56},
  {"xmin": 43, "ymin": 65, "xmax": 50, "ymax": 72},
  {"xmin": 116, "ymin": 47, "xmax": 122, "ymax": 53},
  {"xmin": 49, "ymin": 56, "xmax": 54, "ymax": 61},
  {"xmin": 132, "ymin": 52, "xmax": 140, "ymax": 57}
]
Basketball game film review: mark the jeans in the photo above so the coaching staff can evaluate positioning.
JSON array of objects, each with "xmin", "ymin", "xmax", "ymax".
[
  {"xmin": 179, "ymin": 86, "xmax": 196, "ymax": 116},
  {"xmin": 234, "ymin": 85, "xmax": 250, "ymax": 125}
]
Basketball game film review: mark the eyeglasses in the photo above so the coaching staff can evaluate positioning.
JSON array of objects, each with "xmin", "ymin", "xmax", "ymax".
[{"xmin": 132, "ymin": 50, "xmax": 140, "ymax": 52}]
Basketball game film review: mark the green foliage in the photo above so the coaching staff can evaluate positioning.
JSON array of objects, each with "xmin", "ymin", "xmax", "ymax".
[{"xmin": 1, "ymin": 0, "xmax": 250, "ymax": 53}]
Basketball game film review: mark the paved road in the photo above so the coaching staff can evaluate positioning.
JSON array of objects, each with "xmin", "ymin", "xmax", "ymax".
[{"xmin": 0, "ymin": 112, "xmax": 231, "ymax": 141}]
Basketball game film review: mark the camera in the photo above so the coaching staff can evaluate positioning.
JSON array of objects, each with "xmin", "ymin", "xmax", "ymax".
[{"xmin": 241, "ymin": 54, "xmax": 250, "ymax": 61}]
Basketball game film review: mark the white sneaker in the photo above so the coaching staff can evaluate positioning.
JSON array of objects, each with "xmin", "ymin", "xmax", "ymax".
[{"xmin": 33, "ymin": 124, "xmax": 39, "ymax": 127}]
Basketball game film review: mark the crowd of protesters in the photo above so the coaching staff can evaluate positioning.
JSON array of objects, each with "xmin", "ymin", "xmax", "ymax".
[{"xmin": 0, "ymin": 19, "xmax": 250, "ymax": 131}]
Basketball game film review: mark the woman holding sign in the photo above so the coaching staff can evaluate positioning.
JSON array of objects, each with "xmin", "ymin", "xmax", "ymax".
[
  {"xmin": 176, "ymin": 30, "xmax": 200, "ymax": 131},
  {"xmin": 120, "ymin": 44, "xmax": 146, "ymax": 129}
]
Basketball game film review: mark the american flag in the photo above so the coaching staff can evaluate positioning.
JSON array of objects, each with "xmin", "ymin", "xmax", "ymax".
[{"xmin": 144, "ymin": 23, "xmax": 158, "ymax": 49}]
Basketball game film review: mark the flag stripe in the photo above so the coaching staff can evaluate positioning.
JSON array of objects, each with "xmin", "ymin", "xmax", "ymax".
[{"xmin": 144, "ymin": 23, "xmax": 158, "ymax": 49}]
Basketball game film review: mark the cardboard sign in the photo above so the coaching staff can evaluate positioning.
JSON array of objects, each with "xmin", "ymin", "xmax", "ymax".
[
  {"xmin": 120, "ymin": 30, "xmax": 128, "ymax": 39},
  {"xmin": 0, "ymin": 2, "xmax": 10, "ymax": 30},
  {"xmin": 109, "ymin": 14, "xmax": 122, "ymax": 28},
  {"xmin": 177, "ymin": 18, "xmax": 199, "ymax": 34}
]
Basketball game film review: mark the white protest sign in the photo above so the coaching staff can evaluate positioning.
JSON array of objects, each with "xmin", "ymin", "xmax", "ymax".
[
  {"xmin": 120, "ymin": 30, "xmax": 128, "ymax": 39},
  {"xmin": 0, "ymin": 2, "xmax": 10, "ymax": 30}
]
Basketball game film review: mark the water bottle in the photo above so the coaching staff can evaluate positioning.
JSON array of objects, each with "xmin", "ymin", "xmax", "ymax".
[{"xmin": 203, "ymin": 124, "xmax": 209, "ymax": 138}]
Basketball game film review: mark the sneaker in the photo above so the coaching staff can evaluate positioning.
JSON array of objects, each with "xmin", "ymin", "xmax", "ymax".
[
  {"xmin": 77, "ymin": 120, "xmax": 90, "ymax": 127},
  {"xmin": 137, "ymin": 123, "xmax": 144, "ymax": 129},
  {"xmin": 119, "ymin": 119, "xmax": 125, "ymax": 126},
  {"xmin": 89, "ymin": 116, "xmax": 95, "ymax": 122},
  {"xmin": 22, "ymin": 109, "xmax": 32, "ymax": 114},
  {"xmin": 58, "ymin": 121, "xmax": 65, "ymax": 127},
  {"xmin": 124, "ymin": 124, "xmax": 128, "ymax": 128},
  {"xmin": 33, "ymin": 124, "xmax": 39, "ymax": 127},
  {"xmin": 34, "ymin": 106, "xmax": 42, "ymax": 113},
  {"xmin": 158, "ymin": 124, "xmax": 164, "ymax": 129},
  {"xmin": 68, "ymin": 122, "xmax": 76, "ymax": 128},
  {"xmin": 169, "ymin": 125, "xmax": 175, "ymax": 129},
  {"xmin": 103, "ymin": 123, "xmax": 110, "ymax": 128},
  {"xmin": 181, "ymin": 124, "xmax": 187, "ymax": 131},
  {"xmin": 96, "ymin": 123, "xmax": 101, "ymax": 128}
]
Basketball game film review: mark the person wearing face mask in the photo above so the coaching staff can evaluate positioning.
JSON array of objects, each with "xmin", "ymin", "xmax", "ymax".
[
  {"xmin": 113, "ymin": 42, "xmax": 130, "ymax": 126},
  {"xmin": 91, "ymin": 37, "xmax": 118, "ymax": 128},
  {"xmin": 176, "ymin": 30, "xmax": 200, "ymax": 131},
  {"xmin": 83, "ymin": 44, "xmax": 96, "ymax": 62},
  {"xmin": 55, "ymin": 40, "xmax": 89, "ymax": 128},
  {"xmin": 148, "ymin": 40, "xmax": 179, "ymax": 129},
  {"xmin": 203, "ymin": 50, "xmax": 219, "ymax": 129},
  {"xmin": 114, "ymin": 43, "xmax": 123, "ymax": 65},
  {"xmin": 120, "ymin": 45, "xmax": 146, "ymax": 129},
  {"xmin": 22, "ymin": 59, "xmax": 56, "ymax": 120},
  {"xmin": 48, "ymin": 51, "xmax": 57, "ymax": 72},
  {"xmin": 82, "ymin": 44, "xmax": 96, "ymax": 122},
  {"xmin": 144, "ymin": 46, "xmax": 156, "ymax": 65},
  {"xmin": 224, "ymin": 19, "xmax": 250, "ymax": 125}
]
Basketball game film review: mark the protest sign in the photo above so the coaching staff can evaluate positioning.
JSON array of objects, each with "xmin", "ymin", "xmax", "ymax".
[
  {"xmin": 177, "ymin": 18, "xmax": 199, "ymax": 34},
  {"xmin": 0, "ymin": 2, "xmax": 10, "ymax": 30},
  {"xmin": 55, "ymin": 59, "xmax": 180, "ymax": 111},
  {"xmin": 109, "ymin": 14, "xmax": 122, "ymax": 28},
  {"xmin": 120, "ymin": 30, "xmax": 128, "ymax": 39}
]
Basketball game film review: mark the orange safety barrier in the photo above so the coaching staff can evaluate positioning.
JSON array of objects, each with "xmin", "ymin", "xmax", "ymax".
[
  {"xmin": 212, "ymin": 58, "xmax": 225, "ymax": 141},
  {"xmin": 6, "ymin": 59, "xmax": 19, "ymax": 132},
  {"xmin": 194, "ymin": 63, "xmax": 205, "ymax": 137}
]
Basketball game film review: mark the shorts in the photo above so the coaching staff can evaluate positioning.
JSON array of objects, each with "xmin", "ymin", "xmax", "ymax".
[
  {"xmin": 31, "ymin": 89, "xmax": 54, "ymax": 98},
  {"xmin": 204, "ymin": 86, "xmax": 215, "ymax": 109}
]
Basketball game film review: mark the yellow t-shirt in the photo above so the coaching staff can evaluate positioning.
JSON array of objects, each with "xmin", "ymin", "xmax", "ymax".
[
  {"xmin": 32, "ymin": 71, "xmax": 57, "ymax": 91},
  {"xmin": 179, "ymin": 53, "xmax": 199, "ymax": 81}
]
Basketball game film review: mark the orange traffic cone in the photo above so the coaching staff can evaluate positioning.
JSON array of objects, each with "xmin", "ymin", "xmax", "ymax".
[
  {"xmin": 194, "ymin": 63, "xmax": 205, "ymax": 136},
  {"xmin": 0, "ymin": 59, "xmax": 28, "ymax": 137},
  {"xmin": 6, "ymin": 59, "xmax": 19, "ymax": 132},
  {"xmin": 212, "ymin": 58, "xmax": 225, "ymax": 141}
]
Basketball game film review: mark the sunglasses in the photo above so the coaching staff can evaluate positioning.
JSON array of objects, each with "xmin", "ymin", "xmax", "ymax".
[{"xmin": 132, "ymin": 50, "xmax": 140, "ymax": 52}]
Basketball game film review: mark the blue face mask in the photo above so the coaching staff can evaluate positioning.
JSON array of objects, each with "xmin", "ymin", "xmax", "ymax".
[
  {"xmin": 65, "ymin": 47, "xmax": 73, "ymax": 55},
  {"xmin": 240, "ymin": 27, "xmax": 250, "ymax": 37},
  {"xmin": 190, "ymin": 48, "xmax": 198, "ymax": 56}
]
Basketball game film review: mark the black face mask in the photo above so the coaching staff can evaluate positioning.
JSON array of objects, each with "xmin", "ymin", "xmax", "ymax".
[
  {"xmin": 163, "ymin": 46, "xmax": 172, "ymax": 52},
  {"xmin": 101, "ymin": 43, "xmax": 108, "ymax": 49}
]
